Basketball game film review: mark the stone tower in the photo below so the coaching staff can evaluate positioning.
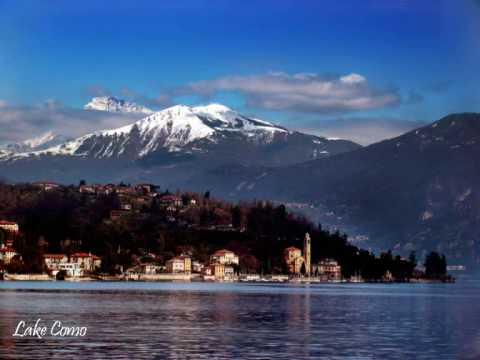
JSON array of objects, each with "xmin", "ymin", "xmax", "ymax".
[{"xmin": 303, "ymin": 232, "xmax": 311, "ymax": 276}]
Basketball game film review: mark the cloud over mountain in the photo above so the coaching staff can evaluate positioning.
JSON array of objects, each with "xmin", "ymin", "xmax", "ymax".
[
  {"xmin": 0, "ymin": 103, "xmax": 143, "ymax": 145},
  {"xmin": 295, "ymin": 117, "xmax": 427, "ymax": 146},
  {"xmin": 179, "ymin": 72, "xmax": 401, "ymax": 114}
]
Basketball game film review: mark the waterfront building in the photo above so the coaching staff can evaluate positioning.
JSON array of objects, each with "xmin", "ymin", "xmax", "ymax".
[
  {"xmin": 192, "ymin": 261, "xmax": 204, "ymax": 273},
  {"xmin": 206, "ymin": 263, "xmax": 235, "ymax": 280},
  {"xmin": 210, "ymin": 249, "xmax": 239, "ymax": 265},
  {"xmin": 0, "ymin": 220, "xmax": 19, "ymax": 233},
  {"xmin": 383, "ymin": 270, "xmax": 393, "ymax": 282},
  {"xmin": 57, "ymin": 263, "xmax": 83, "ymax": 277},
  {"xmin": 224, "ymin": 265, "xmax": 235, "ymax": 279},
  {"xmin": 315, "ymin": 258, "xmax": 342, "ymax": 280},
  {"xmin": 166, "ymin": 256, "xmax": 192, "ymax": 273},
  {"xmin": 140, "ymin": 263, "xmax": 160, "ymax": 274},
  {"xmin": 284, "ymin": 246, "xmax": 304, "ymax": 274},
  {"xmin": 70, "ymin": 252, "xmax": 101, "ymax": 272},
  {"xmin": 0, "ymin": 246, "xmax": 18, "ymax": 264},
  {"xmin": 283, "ymin": 233, "xmax": 312, "ymax": 276},
  {"xmin": 210, "ymin": 263, "xmax": 225, "ymax": 280},
  {"xmin": 43, "ymin": 253, "xmax": 68, "ymax": 271}
]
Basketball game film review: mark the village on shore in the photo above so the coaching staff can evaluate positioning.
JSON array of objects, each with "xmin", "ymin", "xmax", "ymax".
[
  {"xmin": 1, "ymin": 218, "xmax": 345, "ymax": 283},
  {"xmin": 0, "ymin": 181, "xmax": 452, "ymax": 283}
]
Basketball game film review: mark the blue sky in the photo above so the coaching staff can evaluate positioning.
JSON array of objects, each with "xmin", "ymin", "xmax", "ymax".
[{"xmin": 0, "ymin": 0, "xmax": 479, "ymax": 144}]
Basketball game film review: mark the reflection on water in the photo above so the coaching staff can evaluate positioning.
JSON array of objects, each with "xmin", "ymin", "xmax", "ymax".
[{"xmin": 0, "ymin": 281, "xmax": 479, "ymax": 359}]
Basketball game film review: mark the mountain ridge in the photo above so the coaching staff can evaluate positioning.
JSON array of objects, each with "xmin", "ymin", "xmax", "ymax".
[
  {"xmin": 1, "ymin": 102, "xmax": 358, "ymax": 162},
  {"xmin": 200, "ymin": 112, "xmax": 480, "ymax": 267}
]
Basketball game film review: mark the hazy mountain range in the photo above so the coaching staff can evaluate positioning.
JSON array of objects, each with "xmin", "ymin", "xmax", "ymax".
[
  {"xmin": 189, "ymin": 113, "xmax": 480, "ymax": 268},
  {"xmin": 0, "ymin": 98, "xmax": 478, "ymax": 268}
]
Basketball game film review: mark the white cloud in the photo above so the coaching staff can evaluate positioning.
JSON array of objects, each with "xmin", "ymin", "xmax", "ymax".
[
  {"xmin": 0, "ymin": 104, "xmax": 144, "ymax": 145},
  {"xmin": 340, "ymin": 73, "xmax": 366, "ymax": 84},
  {"xmin": 179, "ymin": 72, "xmax": 400, "ymax": 114},
  {"xmin": 295, "ymin": 117, "xmax": 427, "ymax": 145}
]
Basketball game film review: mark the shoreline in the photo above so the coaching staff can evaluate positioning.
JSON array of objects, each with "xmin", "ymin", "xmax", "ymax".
[{"xmin": 0, "ymin": 273, "xmax": 455, "ymax": 284}]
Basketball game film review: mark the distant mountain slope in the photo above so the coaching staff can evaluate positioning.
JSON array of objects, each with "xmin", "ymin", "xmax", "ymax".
[
  {"xmin": 1, "ymin": 131, "xmax": 72, "ymax": 154},
  {"xmin": 210, "ymin": 113, "xmax": 480, "ymax": 267}
]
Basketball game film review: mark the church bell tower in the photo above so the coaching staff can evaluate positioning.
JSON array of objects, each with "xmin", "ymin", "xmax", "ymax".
[{"xmin": 304, "ymin": 232, "xmax": 311, "ymax": 276}]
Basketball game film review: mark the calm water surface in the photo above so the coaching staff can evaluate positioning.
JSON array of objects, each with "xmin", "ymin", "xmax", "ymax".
[{"xmin": 1, "ymin": 280, "xmax": 479, "ymax": 359}]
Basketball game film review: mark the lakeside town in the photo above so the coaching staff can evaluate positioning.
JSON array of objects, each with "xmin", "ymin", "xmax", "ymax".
[
  {"xmin": 0, "ymin": 181, "xmax": 452, "ymax": 282},
  {"xmin": 1, "ymin": 217, "xmax": 345, "ymax": 282}
]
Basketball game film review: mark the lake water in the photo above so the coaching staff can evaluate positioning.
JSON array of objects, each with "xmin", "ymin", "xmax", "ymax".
[{"xmin": 1, "ymin": 280, "xmax": 479, "ymax": 359}]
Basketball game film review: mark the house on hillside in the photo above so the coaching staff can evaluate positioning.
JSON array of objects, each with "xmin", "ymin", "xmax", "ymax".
[
  {"xmin": 32, "ymin": 181, "xmax": 60, "ymax": 191},
  {"xmin": 135, "ymin": 183, "xmax": 156, "ymax": 194},
  {"xmin": 79, "ymin": 184, "xmax": 97, "ymax": 194},
  {"xmin": 110, "ymin": 210, "xmax": 130, "ymax": 221},
  {"xmin": 159, "ymin": 194, "xmax": 182, "ymax": 208}
]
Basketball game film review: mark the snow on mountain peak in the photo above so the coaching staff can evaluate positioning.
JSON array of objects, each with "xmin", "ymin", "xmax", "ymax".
[
  {"xmin": 23, "ymin": 131, "xmax": 56, "ymax": 148},
  {"xmin": 4, "ymin": 103, "xmax": 290, "ymax": 160},
  {"xmin": 84, "ymin": 96, "xmax": 153, "ymax": 114},
  {"xmin": 2, "ymin": 131, "xmax": 71, "ymax": 154}
]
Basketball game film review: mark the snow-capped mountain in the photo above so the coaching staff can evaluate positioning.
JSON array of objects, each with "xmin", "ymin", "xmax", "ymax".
[
  {"xmin": 5, "ymin": 103, "xmax": 357, "ymax": 162},
  {"xmin": 84, "ymin": 96, "xmax": 153, "ymax": 114},
  {"xmin": 0, "ymin": 103, "xmax": 360, "ymax": 188},
  {"xmin": 2, "ymin": 131, "xmax": 72, "ymax": 154}
]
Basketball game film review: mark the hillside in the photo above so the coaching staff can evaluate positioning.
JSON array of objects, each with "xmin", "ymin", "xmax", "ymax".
[{"xmin": 197, "ymin": 113, "xmax": 480, "ymax": 268}]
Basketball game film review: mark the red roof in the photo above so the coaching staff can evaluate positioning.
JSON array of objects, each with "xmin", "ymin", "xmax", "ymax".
[
  {"xmin": 70, "ymin": 252, "xmax": 91, "ymax": 258},
  {"xmin": 43, "ymin": 253, "xmax": 67, "ymax": 259},
  {"xmin": 285, "ymin": 246, "xmax": 301, "ymax": 252},
  {"xmin": 212, "ymin": 249, "xmax": 234, "ymax": 256},
  {"xmin": 0, "ymin": 220, "xmax": 17, "ymax": 225}
]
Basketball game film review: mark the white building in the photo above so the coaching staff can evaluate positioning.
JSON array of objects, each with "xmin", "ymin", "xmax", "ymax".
[
  {"xmin": 166, "ymin": 256, "xmax": 192, "ymax": 273},
  {"xmin": 70, "ymin": 252, "xmax": 101, "ymax": 272},
  {"xmin": 210, "ymin": 249, "xmax": 239, "ymax": 265},
  {"xmin": 0, "ymin": 220, "xmax": 19, "ymax": 233},
  {"xmin": 58, "ymin": 263, "xmax": 84, "ymax": 277},
  {"xmin": 43, "ymin": 254, "xmax": 68, "ymax": 271},
  {"xmin": 140, "ymin": 263, "xmax": 160, "ymax": 274}
]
